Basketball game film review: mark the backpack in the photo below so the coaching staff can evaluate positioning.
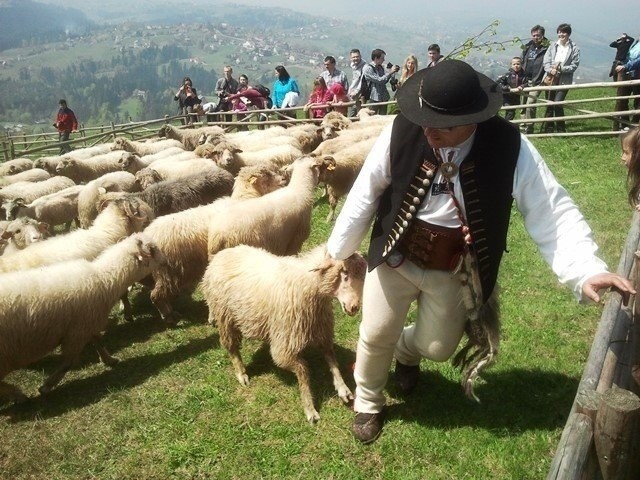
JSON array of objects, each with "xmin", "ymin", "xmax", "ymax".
[
  {"xmin": 360, "ymin": 66, "xmax": 371, "ymax": 101},
  {"xmin": 254, "ymin": 84, "xmax": 273, "ymax": 108}
]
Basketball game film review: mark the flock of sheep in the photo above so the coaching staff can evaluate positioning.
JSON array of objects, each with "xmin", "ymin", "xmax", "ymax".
[{"xmin": 0, "ymin": 109, "xmax": 391, "ymax": 422}]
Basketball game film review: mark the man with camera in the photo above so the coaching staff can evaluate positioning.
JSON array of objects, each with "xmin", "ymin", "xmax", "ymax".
[
  {"xmin": 214, "ymin": 66, "xmax": 239, "ymax": 122},
  {"xmin": 362, "ymin": 48, "xmax": 399, "ymax": 115}
]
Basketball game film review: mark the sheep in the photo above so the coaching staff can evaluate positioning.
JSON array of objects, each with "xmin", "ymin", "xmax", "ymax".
[
  {"xmin": 104, "ymin": 167, "xmax": 234, "ymax": 218},
  {"xmin": 0, "ymin": 217, "xmax": 48, "ymax": 256},
  {"xmin": 61, "ymin": 143, "xmax": 114, "ymax": 160},
  {"xmin": 133, "ymin": 158, "xmax": 220, "ymax": 189},
  {"xmin": 158, "ymin": 124, "xmax": 225, "ymax": 151},
  {"xmin": 312, "ymin": 136, "xmax": 378, "ymax": 222},
  {"xmin": 0, "ymin": 158, "xmax": 34, "ymax": 176},
  {"xmin": 3, "ymin": 184, "xmax": 84, "ymax": 230},
  {"xmin": 110, "ymin": 137, "xmax": 184, "ymax": 155},
  {"xmin": 76, "ymin": 171, "xmax": 139, "ymax": 228},
  {"xmin": 0, "ymin": 232, "xmax": 163, "ymax": 403},
  {"xmin": 206, "ymin": 156, "xmax": 322, "ymax": 261},
  {"xmin": 144, "ymin": 162, "xmax": 287, "ymax": 324},
  {"xmin": 55, "ymin": 151, "xmax": 136, "ymax": 183},
  {"xmin": 195, "ymin": 141, "xmax": 302, "ymax": 176},
  {"xmin": 33, "ymin": 155, "xmax": 64, "ymax": 174},
  {"xmin": 0, "ymin": 176, "xmax": 76, "ymax": 215},
  {"xmin": 202, "ymin": 244, "xmax": 367, "ymax": 423},
  {"xmin": 117, "ymin": 147, "xmax": 190, "ymax": 174},
  {"xmin": 0, "ymin": 168, "xmax": 50, "ymax": 186},
  {"xmin": 0, "ymin": 196, "xmax": 153, "ymax": 273}
]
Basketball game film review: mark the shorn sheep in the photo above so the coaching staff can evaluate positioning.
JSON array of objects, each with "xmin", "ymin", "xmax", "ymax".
[
  {"xmin": 0, "ymin": 232, "xmax": 163, "ymax": 403},
  {"xmin": 3, "ymin": 184, "xmax": 84, "ymax": 230},
  {"xmin": 0, "ymin": 196, "xmax": 153, "ymax": 273},
  {"xmin": 55, "ymin": 151, "xmax": 136, "ymax": 183},
  {"xmin": 0, "ymin": 176, "xmax": 76, "ymax": 218},
  {"xmin": 202, "ymin": 244, "xmax": 367, "ymax": 423},
  {"xmin": 144, "ymin": 162, "xmax": 287, "ymax": 324}
]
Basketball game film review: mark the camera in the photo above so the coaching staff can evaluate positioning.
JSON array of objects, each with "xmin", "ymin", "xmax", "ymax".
[{"xmin": 387, "ymin": 62, "xmax": 400, "ymax": 70}]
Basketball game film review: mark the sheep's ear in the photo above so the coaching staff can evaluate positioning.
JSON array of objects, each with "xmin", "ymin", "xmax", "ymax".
[
  {"xmin": 8, "ymin": 165, "xmax": 16, "ymax": 173},
  {"xmin": 320, "ymin": 156, "xmax": 336, "ymax": 171},
  {"xmin": 97, "ymin": 186, "xmax": 107, "ymax": 195},
  {"xmin": 232, "ymin": 146, "xmax": 243, "ymax": 153},
  {"xmin": 248, "ymin": 175, "xmax": 258, "ymax": 185},
  {"xmin": 14, "ymin": 197, "xmax": 26, "ymax": 207},
  {"xmin": 1, "ymin": 230, "xmax": 13, "ymax": 240}
]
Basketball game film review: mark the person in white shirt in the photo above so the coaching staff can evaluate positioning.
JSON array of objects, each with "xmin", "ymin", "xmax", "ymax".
[
  {"xmin": 541, "ymin": 23, "xmax": 580, "ymax": 133},
  {"xmin": 326, "ymin": 59, "xmax": 633, "ymax": 444}
]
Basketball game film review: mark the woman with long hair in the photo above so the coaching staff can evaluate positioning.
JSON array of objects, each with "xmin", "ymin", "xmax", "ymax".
[
  {"xmin": 272, "ymin": 65, "xmax": 300, "ymax": 109},
  {"xmin": 303, "ymin": 76, "xmax": 331, "ymax": 119}
]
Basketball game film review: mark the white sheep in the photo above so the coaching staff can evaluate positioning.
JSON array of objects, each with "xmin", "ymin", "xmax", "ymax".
[
  {"xmin": 313, "ymin": 136, "xmax": 378, "ymax": 222},
  {"xmin": 144, "ymin": 162, "xmax": 287, "ymax": 324},
  {"xmin": 195, "ymin": 141, "xmax": 302, "ymax": 176},
  {"xmin": 206, "ymin": 156, "xmax": 322, "ymax": 260},
  {"xmin": 33, "ymin": 155, "xmax": 64, "ymax": 174},
  {"xmin": 117, "ymin": 147, "xmax": 191, "ymax": 174},
  {"xmin": 77, "ymin": 171, "xmax": 139, "ymax": 228},
  {"xmin": 0, "ymin": 232, "xmax": 163, "ymax": 403},
  {"xmin": 202, "ymin": 244, "xmax": 367, "ymax": 423},
  {"xmin": 0, "ymin": 176, "xmax": 76, "ymax": 217},
  {"xmin": 158, "ymin": 124, "xmax": 225, "ymax": 151},
  {"xmin": 133, "ymin": 158, "xmax": 220, "ymax": 189},
  {"xmin": 0, "ymin": 217, "xmax": 48, "ymax": 256},
  {"xmin": 0, "ymin": 158, "xmax": 34, "ymax": 176},
  {"xmin": 0, "ymin": 196, "xmax": 153, "ymax": 273},
  {"xmin": 61, "ymin": 144, "xmax": 114, "ymax": 160},
  {"xmin": 3, "ymin": 184, "xmax": 84, "ymax": 230},
  {"xmin": 55, "ymin": 151, "xmax": 136, "ymax": 183},
  {"xmin": 0, "ymin": 168, "xmax": 50, "ymax": 186},
  {"xmin": 110, "ymin": 137, "xmax": 184, "ymax": 155}
]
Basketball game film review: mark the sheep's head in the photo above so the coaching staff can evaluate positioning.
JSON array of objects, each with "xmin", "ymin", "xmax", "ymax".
[
  {"xmin": 116, "ymin": 196, "xmax": 154, "ymax": 233},
  {"xmin": 134, "ymin": 168, "xmax": 162, "ymax": 189},
  {"xmin": 119, "ymin": 153, "xmax": 138, "ymax": 171},
  {"xmin": 130, "ymin": 232, "xmax": 164, "ymax": 269},
  {"xmin": 235, "ymin": 162, "xmax": 287, "ymax": 197},
  {"xmin": 55, "ymin": 158, "xmax": 75, "ymax": 174},
  {"xmin": 111, "ymin": 138, "xmax": 126, "ymax": 151},
  {"xmin": 314, "ymin": 155, "xmax": 337, "ymax": 182},
  {"xmin": 158, "ymin": 124, "xmax": 170, "ymax": 138},
  {"xmin": 1, "ymin": 217, "xmax": 49, "ymax": 249},
  {"xmin": 2, "ymin": 197, "xmax": 26, "ymax": 221},
  {"xmin": 315, "ymin": 250, "xmax": 367, "ymax": 316}
]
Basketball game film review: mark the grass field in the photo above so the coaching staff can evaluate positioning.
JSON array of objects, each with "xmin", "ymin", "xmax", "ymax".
[{"xmin": 0, "ymin": 125, "xmax": 634, "ymax": 478}]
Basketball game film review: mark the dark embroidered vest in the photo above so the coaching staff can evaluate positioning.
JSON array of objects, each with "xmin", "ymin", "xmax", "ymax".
[{"xmin": 367, "ymin": 114, "xmax": 521, "ymax": 303}]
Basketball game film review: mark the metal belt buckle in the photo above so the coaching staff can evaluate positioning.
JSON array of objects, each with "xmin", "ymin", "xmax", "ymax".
[{"xmin": 386, "ymin": 250, "xmax": 405, "ymax": 268}]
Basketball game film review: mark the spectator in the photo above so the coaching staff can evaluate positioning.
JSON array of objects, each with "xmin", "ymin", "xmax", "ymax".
[
  {"xmin": 496, "ymin": 57, "xmax": 526, "ymax": 122},
  {"xmin": 327, "ymin": 83, "xmax": 350, "ymax": 116},
  {"xmin": 622, "ymin": 126, "xmax": 640, "ymax": 208},
  {"xmin": 303, "ymin": 77, "xmax": 332, "ymax": 119},
  {"xmin": 227, "ymin": 86, "xmax": 268, "ymax": 130},
  {"xmin": 347, "ymin": 48, "xmax": 367, "ymax": 117},
  {"xmin": 613, "ymin": 34, "xmax": 640, "ymax": 130},
  {"xmin": 272, "ymin": 65, "xmax": 300, "ymax": 110},
  {"xmin": 321, "ymin": 55, "xmax": 349, "ymax": 92},
  {"xmin": 174, "ymin": 76, "xmax": 201, "ymax": 125},
  {"xmin": 214, "ymin": 66, "xmax": 239, "ymax": 122},
  {"xmin": 542, "ymin": 23, "xmax": 580, "ymax": 133},
  {"xmin": 521, "ymin": 25, "xmax": 550, "ymax": 134},
  {"xmin": 362, "ymin": 48, "xmax": 400, "ymax": 115},
  {"xmin": 326, "ymin": 59, "xmax": 635, "ymax": 445},
  {"xmin": 238, "ymin": 74, "xmax": 250, "ymax": 93},
  {"xmin": 53, "ymin": 99, "xmax": 78, "ymax": 155},
  {"xmin": 426, "ymin": 44, "xmax": 444, "ymax": 67},
  {"xmin": 389, "ymin": 55, "xmax": 418, "ymax": 114}
]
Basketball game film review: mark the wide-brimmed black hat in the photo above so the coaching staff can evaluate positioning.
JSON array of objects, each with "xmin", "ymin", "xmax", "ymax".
[{"xmin": 396, "ymin": 59, "xmax": 503, "ymax": 128}]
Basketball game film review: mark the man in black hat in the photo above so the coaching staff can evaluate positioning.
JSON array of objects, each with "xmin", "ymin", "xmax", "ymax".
[{"xmin": 326, "ymin": 59, "xmax": 635, "ymax": 444}]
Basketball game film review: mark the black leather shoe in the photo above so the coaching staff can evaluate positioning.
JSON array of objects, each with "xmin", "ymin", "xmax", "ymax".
[
  {"xmin": 352, "ymin": 411, "xmax": 385, "ymax": 444},
  {"xmin": 394, "ymin": 360, "xmax": 420, "ymax": 394}
]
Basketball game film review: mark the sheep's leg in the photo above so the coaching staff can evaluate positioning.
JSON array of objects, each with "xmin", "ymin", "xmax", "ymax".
[
  {"xmin": 38, "ymin": 361, "xmax": 73, "ymax": 395},
  {"xmin": 0, "ymin": 380, "xmax": 29, "ymax": 404},
  {"xmin": 120, "ymin": 291, "xmax": 134, "ymax": 323},
  {"xmin": 217, "ymin": 319, "xmax": 249, "ymax": 386},
  {"xmin": 273, "ymin": 352, "xmax": 320, "ymax": 424},
  {"xmin": 150, "ymin": 281, "xmax": 178, "ymax": 326},
  {"xmin": 322, "ymin": 342, "xmax": 353, "ymax": 404},
  {"xmin": 91, "ymin": 335, "xmax": 119, "ymax": 367},
  {"xmin": 325, "ymin": 191, "xmax": 338, "ymax": 223}
]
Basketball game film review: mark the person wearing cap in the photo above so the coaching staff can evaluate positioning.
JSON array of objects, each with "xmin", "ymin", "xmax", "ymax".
[{"xmin": 326, "ymin": 59, "xmax": 635, "ymax": 444}]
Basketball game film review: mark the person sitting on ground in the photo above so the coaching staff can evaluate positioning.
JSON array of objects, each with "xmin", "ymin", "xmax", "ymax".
[{"xmin": 303, "ymin": 76, "xmax": 332, "ymax": 119}]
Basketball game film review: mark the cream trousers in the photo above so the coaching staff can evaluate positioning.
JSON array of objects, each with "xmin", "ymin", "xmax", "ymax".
[{"xmin": 353, "ymin": 259, "xmax": 467, "ymax": 413}]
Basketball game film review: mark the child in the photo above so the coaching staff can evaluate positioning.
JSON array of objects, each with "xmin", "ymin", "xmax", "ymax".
[
  {"xmin": 327, "ymin": 83, "xmax": 350, "ymax": 116},
  {"xmin": 496, "ymin": 57, "xmax": 527, "ymax": 121},
  {"xmin": 622, "ymin": 127, "xmax": 640, "ymax": 209},
  {"xmin": 303, "ymin": 77, "xmax": 331, "ymax": 119}
]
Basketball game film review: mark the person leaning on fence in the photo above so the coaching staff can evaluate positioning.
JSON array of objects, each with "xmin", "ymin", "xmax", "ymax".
[
  {"xmin": 325, "ymin": 59, "xmax": 635, "ymax": 444},
  {"xmin": 614, "ymin": 35, "xmax": 640, "ymax": 130},
  {"xmin": 520, "ymin": 25, "xmax": 550, "ymax": 134},
  {"xmin": 348, "ymin": 48, "xmax": 367, "ymax": 117},
  {"xmin": 542, "ymin": 23, "xmax": 580, "ymax": 134},
  {"xmin": 174, "ymin": 76, "xmax": 201, "ymax": 125},
  {"xmin": 53, "ymin": 99, "xmax": 78, "ymax": 155},
  {"xmin": 496, "ymin": 57, "xmax": 527, "ymax": 122},
  {"xmin": 621, "ymin": 126, "xmax": 640, "ymax": 209}
]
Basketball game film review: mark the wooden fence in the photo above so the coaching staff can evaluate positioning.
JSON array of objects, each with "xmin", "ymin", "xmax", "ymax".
[
  {"xmin": 547, "ymin": 212, "xmax": 640, "ymax": 480},
  {"xmin": 2, "ymin": 79, "xmax": 639, "ymax": 161}
]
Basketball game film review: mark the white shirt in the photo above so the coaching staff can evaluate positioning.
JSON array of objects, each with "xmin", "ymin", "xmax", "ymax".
[{"xmin": 326, "ymin": 122, "xmax": 609, "ymax": 301}]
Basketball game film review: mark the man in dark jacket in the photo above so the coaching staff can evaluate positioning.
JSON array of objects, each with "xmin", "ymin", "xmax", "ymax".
[
  {"xmin": 520, "ymin": 25, "xmax": 549, "ymax": 134},
  {"xmin": 53, "ymin": 99, "xmax": 78, "ymax": 154}
]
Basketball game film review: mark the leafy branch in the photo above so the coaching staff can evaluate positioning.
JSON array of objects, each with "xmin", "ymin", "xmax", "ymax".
[{"xmin": 445, "ymin": 20, "xmax": 521, "ymax": 59}]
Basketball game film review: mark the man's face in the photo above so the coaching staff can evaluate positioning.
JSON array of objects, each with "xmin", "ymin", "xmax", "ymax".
[
  {"xmin": 239, "ymin": 77, "xmax": 248, "ymax": 86},
  {"xmin": 423, "ymin": 125, "xmax": 476, "ymax": 148},
  {"xmin": 324, "ymin": 60, "xmax": 335, "ymax": 72},
  {"xmin": 224, "ymin": 68, "xmax": 232, "ymax": 78},
  {"xmin": 350, "ymin": 52, "xmax": 361, "ymax": 65},
  {"xmin": 531, "ymin": 30, "xmax": 543, "ymax": 44},
  {"xmin": 428, "ymin": 50, "xmax": 440, "ymax": 62},
  {"xmin": 373, "ymin": 55, "xmax": 385, "ymax": 66}
]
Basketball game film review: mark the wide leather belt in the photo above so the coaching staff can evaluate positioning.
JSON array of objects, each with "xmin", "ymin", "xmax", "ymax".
[{"xmin": 397, "ymin": 219, "xmax": 465, "ymax": 271}]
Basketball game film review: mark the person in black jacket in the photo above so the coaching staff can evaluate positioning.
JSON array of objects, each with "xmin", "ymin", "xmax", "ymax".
[
  {"xmin": 496, "ymin": 57, "xmax": 527, "ymax": 121},
  {"xmin": 609, "ymin": 33, "xmax": 637, "ymax": 131},
  {"xmin": 520, "ymin": 25, "xmax": 549, "ymax": 134},
  {"xmin": 173, "ymin": 76, "xmax": 201, "ymax": 125}
]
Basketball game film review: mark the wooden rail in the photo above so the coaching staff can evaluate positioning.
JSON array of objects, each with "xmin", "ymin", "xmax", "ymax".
[{"xmin": 547, "ymin": 212, "xmax": 640, "ymax": 480}]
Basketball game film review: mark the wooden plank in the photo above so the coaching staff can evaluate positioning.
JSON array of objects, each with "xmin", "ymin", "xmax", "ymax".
[{"xmin": 548, "ymin": 413, "xmax": 594, "ymax": 480}]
